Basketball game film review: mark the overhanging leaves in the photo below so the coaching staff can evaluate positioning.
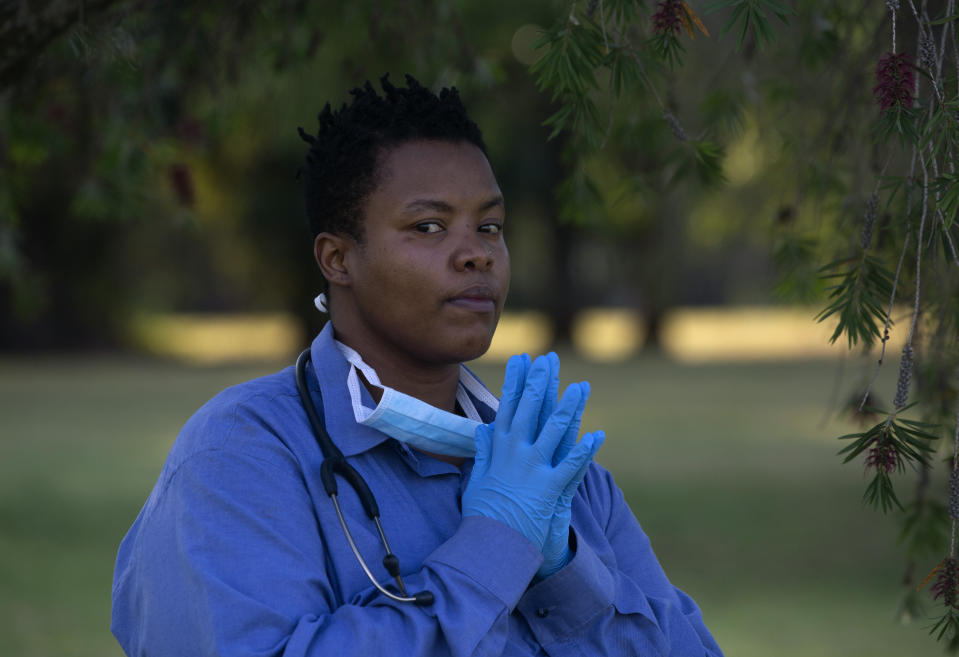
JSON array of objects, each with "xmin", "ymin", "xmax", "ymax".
[{"xmin": 816, "ymin": 254, "xmax": 895, "ymax": 349}]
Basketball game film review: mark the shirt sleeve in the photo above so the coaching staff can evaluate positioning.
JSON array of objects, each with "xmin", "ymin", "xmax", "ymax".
[
  {"xmin": 111, "ymin": 443, "xmax": 544, "ymax": 657},
  {"xmin": 514, "ymin": 465, "xmax": 724, "ymax": 657}
]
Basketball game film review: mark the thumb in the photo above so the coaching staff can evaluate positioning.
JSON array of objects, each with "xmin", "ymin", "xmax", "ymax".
[
  {"xmin": 555, "ymin": 430, "xmax": 605, "ymax": 488},
  {"xmin": 472, "ymin": 423, "xmax": 494, "ymax": 478},
  {"xmin": 558, "ymin": 440, "xmax": 595, "ymax": 505}
]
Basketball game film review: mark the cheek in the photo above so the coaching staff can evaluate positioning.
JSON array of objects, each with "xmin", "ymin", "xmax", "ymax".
[
  {"xmin": 498, "ymin": 247, "xmax": 511, "ymax": 294},
  {"xmin": 363, "ymin": 251, "xmax": 438, "ymax": 309}
]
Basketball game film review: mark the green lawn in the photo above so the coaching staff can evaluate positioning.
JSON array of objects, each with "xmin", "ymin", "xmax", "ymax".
[{"xmin": 0, "ymin": 352, "xmax": 942, "ymax": 656}]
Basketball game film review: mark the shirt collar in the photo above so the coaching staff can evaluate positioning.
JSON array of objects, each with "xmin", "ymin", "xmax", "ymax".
[{"xmin": 307, "ymin": 322, "xmax": 498, "ymax": 458}]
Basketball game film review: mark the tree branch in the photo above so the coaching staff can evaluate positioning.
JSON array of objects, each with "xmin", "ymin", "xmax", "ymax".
[{"xmin": 0, "ymin": 0, "xmax": 130, "ymax": 92}]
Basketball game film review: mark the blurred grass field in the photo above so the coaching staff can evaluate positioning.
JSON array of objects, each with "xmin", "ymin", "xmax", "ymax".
[{"xmin": 0, "ymin": 338, "xmax": 942, "ymax": 656}]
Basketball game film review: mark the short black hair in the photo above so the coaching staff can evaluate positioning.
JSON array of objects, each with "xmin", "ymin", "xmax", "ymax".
[{"xmin": 297, "ymin": 74, "xmax": 486, "ymax": 242}]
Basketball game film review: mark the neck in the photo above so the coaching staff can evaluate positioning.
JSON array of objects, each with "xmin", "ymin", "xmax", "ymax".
[
  {"xmin": 332, "ymin": 327, "xmax": 461, "ymax": 414},
  {"xmin": 419, "ymin": 450, "xmax": 467, "ymax": 468}
]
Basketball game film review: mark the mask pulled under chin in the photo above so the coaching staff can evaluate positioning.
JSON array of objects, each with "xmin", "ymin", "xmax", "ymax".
[{"xmin": 334, "ymin": 341, "xmax": 499, "ymax": 458}]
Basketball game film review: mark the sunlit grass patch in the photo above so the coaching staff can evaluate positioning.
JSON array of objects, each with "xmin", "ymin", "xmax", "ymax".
[
  {"xmin": 484, "ymin": 310, "xmax": 552, "ymax": 359},
  {"xmin": 126, "ymin": 306, "xmax": 906, "ymax": 365},
  {"xmin": 662, "ymin": 306, "xmax": 906, "ymax": 362},
  {"xmin": 129, "ymin": 313, "xmax": 302, "ymax": 364}
]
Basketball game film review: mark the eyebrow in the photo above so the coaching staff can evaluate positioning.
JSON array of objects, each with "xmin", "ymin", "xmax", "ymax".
[{"xmin": 404, "ymin": 196, "xmax": 504, "ymax": 214}]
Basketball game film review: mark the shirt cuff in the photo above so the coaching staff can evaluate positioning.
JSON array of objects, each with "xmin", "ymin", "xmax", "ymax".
[
  {"xmin": 428, "ymin": 515, "xmax": 543, "ymax": 611},
  {"xmin": 518, "ymin": 528, "xmax": 646, "ymax": 645}
]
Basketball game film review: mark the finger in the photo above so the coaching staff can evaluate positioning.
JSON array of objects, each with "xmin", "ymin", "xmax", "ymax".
[
  {"xmin": 471, "ymin": 423, "xmax": 494, "ymax": 479},
  {"xmin": 535, "ymin": 382, "xmax": 585, "ymax": 459},
  {"xmin": 555, "ymin": 430, "xmax": 605, "ymax": 485},
  {"xmin": 496, "ymin": 353, "xmax": 530, "ymax": 433},
  {"xmin": 552, "ymin": 381, "xmax": 589, "ymax": 466},
  {"xmin": 536, "ymin": 352, "xmax": 560, "ymax": 435},
  {"xmin": 558, "ymin": 433, "xmax": 598, "ymax": 502},
  {"xmin": 509, "ymin": 354, "xmax": 553, "ymax": 442}
]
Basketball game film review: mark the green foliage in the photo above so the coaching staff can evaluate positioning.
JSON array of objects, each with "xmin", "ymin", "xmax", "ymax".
[
  {"xmin": 522, "ymin": 0, "xmax": 808, "ymax": 262},
  {"xmin": 816, "ymin": 254, "xmax": 894, "ymax": 349},
  {"xmin": 837, "ymin": 409, "xmax": 938, "ymax": 513},
  {"xmin": 607, "ymin": 45, "xmax": 649, "ymax": 97},
  {"xmin": 648, "ymin": 30, "xmax": 686, "ymax": 70},
  {"xmin": 922, "ymin": 99, "xmax": 959, "ymax": 164},
  {"xmin": 772, "ymin": 235, "xmax": 823, "ymax": 303},
  {"xmin": 698, "ymin": 88, "xmax": 746, "ymax": 138},
  {"xmin": 864, "ymin": 470, "xmax": 901, "ymax": 513},
  {"xmin": 543, "ymin": 93, "xmax": 603, "ymax": 145},
  {"xmin": 900, "ymin": 498, "xmax": 950, "ymax": 560},
  {"xmin": 931, "ymin": 609, "xmax": 959, "ymax": 649},
  {"xmin": 933, "ymin": 174, "xmax": 959, "ymax": 230},
  {"xmin": 876, "ymin": 105, "xmax": 923, "ymax": 147},
  {"xmin": 928, "ymin": 10, "xmax": 959, "ymax": 27},
  {"xmin": 603, "ymin": 0, "xmax": 649, "ymax": 27},
  {"xmin": 530, "ymin": 20, "xmax": 605, "ymax": 101},
  {"xmin": 530, "ymin": 19, "xmax": 608, "ymax": 144},
  {"xmin": 667, "ymin": 137, "xmax": 727, "ymax": 188},
  {"xmin": 556, "ymin": 164, "xmax": 604, "ymax": 225},
  {"xmin": 704, "ymin": 0, "xmax": 796, "ymax": 51},
  {"xmin": 689, "ymin": 139, "xmax": 726, "ymax": 187}
]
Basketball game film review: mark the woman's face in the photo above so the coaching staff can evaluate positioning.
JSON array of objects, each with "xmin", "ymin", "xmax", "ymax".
[{"xmin": 331, "ymin": 139, "xmax": 510, "ymax": 370}]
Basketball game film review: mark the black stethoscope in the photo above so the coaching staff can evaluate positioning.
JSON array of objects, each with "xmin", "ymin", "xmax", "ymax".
[{"xmin": 294, "ymin": 348, "xmax": 435, "ymax": 606}]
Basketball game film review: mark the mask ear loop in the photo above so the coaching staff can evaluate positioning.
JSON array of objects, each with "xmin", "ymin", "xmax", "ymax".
[
  {"xmin": 314, "ymin": 293, "xmax": 328, "ymax": 313},
  {"xmin": 295, "ymin": 349, "xmax": 434, "ymax": 606}
]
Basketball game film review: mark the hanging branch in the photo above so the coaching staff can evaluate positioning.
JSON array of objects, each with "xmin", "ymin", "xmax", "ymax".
[
  {"xmin": 858, "ymin": 230, "xmax": 910, "ymax": 412},
  {"xmin": 525, "ymin": 1, "xmax": 959, "ymax": 648},
  {"xmin": 924, "ymin": 373, "xmax": 959, "ymax": 643}
]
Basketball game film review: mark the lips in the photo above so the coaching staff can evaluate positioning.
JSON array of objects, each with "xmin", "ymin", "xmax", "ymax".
[{"xmin": 447, "ymin": 285, "xmax": 497, "ymax": 312}]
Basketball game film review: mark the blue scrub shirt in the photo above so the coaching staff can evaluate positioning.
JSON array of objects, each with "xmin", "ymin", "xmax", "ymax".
[{"xmin": 111, "ymin": 323, "xmax": 723, "ymax": 656}]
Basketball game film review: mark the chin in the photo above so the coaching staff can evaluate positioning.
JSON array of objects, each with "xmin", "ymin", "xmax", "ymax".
[{"xmin": 434, "ymin": 328, "xmax": 496, "ymax": 364}]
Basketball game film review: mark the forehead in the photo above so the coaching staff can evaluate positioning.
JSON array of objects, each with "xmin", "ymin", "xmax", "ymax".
[{"xmin": 369, "ymin": 140, "xmax": 502, "ymax": 209}]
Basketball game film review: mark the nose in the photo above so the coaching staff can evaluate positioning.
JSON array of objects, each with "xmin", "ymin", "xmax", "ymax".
[{"xmin": 452, "ymin": 230, "xmax": 494, "ymax": 272}]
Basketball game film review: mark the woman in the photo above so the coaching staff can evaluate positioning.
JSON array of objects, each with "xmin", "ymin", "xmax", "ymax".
[{"xmin": 111, "ymin": 75, "xmax": 723, "ymax": 657}]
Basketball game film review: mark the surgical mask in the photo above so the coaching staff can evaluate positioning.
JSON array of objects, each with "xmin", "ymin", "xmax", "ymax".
[{"xmin": 334, "ymin": 341, "xmax": 499, "ymax": 458}]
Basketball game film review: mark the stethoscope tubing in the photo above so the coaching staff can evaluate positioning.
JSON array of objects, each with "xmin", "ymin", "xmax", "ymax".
[{"xmin": 295, "ymin": 348, "xmax": 434, "ymax": 606}]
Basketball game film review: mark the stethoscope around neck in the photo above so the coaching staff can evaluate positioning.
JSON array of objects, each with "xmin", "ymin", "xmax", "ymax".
[{"xmin": 295, "ymin": 348, "xmax": 434, "ymax": 606}]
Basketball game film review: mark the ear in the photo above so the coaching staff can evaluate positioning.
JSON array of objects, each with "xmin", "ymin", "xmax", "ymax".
[{"xmin": 313, "ymin": 232, "xmax": 354, "ymax": 288}]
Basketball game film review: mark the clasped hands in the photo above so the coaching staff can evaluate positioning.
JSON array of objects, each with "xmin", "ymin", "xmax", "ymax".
[{"xmin": 462, "ymin": 352, "xmax": 605, "ymax": 580}]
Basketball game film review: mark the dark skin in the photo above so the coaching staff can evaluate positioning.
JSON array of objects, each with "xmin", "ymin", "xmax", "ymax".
[{"xmin": 313, "ymin": 140, "xmax": 511, "ymax": 465}]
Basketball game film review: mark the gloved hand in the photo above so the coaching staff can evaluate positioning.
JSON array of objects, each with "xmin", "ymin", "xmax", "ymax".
[
  {"xmin": 529, "ymin": 360, "xmax": 605, "ymax": 580},
  {"xmin": 462, "ymin": 353, "xmax": 604, "ymax": 559},
  {"xmin": 535, "ymin": 427, "xmax": 603, "ymax": 579}
]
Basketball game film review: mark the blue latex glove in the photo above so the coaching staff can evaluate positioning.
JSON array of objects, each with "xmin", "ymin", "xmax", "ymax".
[
  {"xmin": 535, "ymin": 426, "xmax": 604, "ymax": 579},
  {"xmin": 530, "ymin": 358, "xmax": 604, "ymax": 580},
  {"xmin": 462, "ymin": 354, "xmax": 603, "ymax": 557}
]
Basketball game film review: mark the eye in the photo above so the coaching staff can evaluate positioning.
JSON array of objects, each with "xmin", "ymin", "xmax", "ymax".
[
  {"xmin": 415, "ymin": 221, "xmax": 443, "ymax": 234},
  {"xmin": 480, "ymin": 222, "xmax": 503, "ymax": 235}
]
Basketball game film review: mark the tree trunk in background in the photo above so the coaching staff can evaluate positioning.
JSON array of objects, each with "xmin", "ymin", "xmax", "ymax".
[
  {"xmin": 544, "ymin": 127, "xmax": 577, "ymax": 349},
  {"xmin": 549, "ymin": 220, "xmax": 576, "ymax": 346},
  {"xmin": 633, "ymin": 185, "xmax": 682, "ymax": 353},
  {"xmin": 642, "ymin": 309, "xmax": 665, "ymax": 351}
]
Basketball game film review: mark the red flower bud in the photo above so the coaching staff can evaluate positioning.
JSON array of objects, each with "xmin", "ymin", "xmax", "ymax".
[
  {"xmin": 865, "ymin": 443, "xmax": 900, "ymax": 474},
  {"xmin": 932, "ymin": 559, "xmax": 958, "ymax": 608},
  {"xmin": 652, "ymin": 0, "xmax": 683, "ymax": 36},
  {"xmin": 873, "ymin": 52, "xmax": 915, "ymax": 111}
]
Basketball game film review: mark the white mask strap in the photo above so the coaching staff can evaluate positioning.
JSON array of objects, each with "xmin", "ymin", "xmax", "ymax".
[
  {"xmin": 314, "ymin": 293, "xmax": 328, "ymax": 313},
  {"xmin": 333, "ymin": 341, "xmax": 493, "ymax": 422}
]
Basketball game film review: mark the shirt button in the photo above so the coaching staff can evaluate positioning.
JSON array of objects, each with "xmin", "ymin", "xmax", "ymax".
[{"xmin": 535, "ymin": 608, "xmax": 549, "ymax": 618}]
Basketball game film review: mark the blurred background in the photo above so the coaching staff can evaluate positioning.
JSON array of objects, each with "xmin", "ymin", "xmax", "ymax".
[{"xmin": 0, "ymin": 1, "xmax": 942, "ymax": 655}]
